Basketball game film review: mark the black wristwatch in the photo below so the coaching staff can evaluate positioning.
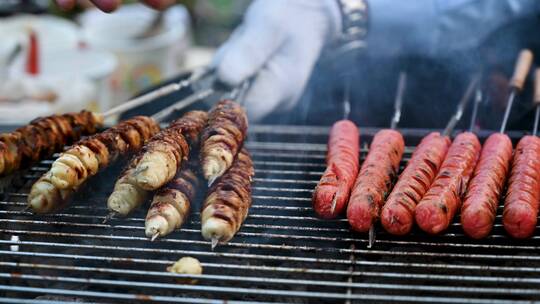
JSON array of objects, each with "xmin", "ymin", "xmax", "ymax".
[{"xmin": 335, "ymin": 0, "xmax": 369, "ymax": 53}]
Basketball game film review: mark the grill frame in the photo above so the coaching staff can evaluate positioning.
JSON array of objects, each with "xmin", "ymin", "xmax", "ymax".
[{"xmin": 1, "ymin": 124, "xmax": 539, "ymax": 304}]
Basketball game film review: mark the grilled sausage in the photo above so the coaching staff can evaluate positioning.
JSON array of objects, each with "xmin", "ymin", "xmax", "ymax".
[
  {"xmin": 200, "ymin": 100, "xmax": 248, "ymax": 184},
  {"xmin": 381, "ymin": 132, "xmax": 451, "ymax": 235},
  {"xmin": 503, "ymin": 135, "xmax": 540, "ymax": 239},
  {"xmin": 133, "ymin": 111, "xmax": 207, "ymax": 191},
  {"xmin": 313, "ymin": 120, "xmax": 360, "ymax": 219},
  {"xmin": 415, "ymin": 132, "xmax": 481, "ymax": 235},
  {"xmin": 145, "ymin": 165, "xmax": 199, "ymax": 239},
  {"xmin": 28, "ymin": 116, "xmax": 159, "ymax": 213},
  {"xmin": 347, "ymin": 129, "xmax": 404, "ymax": 232},
  {"xmin": 201, "ymin": 148, "xmax": 254, "ymax": 245},
  {"xmin": 461, "ymin": 133, "xmax": 512, "ymax": 239},
  {"xmin": 0, "ymin": 111, "xmax": 103, "ymax": 176}
]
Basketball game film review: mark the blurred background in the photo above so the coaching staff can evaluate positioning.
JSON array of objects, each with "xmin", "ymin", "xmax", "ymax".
[{"xmin": 0, "ymin": 0, "xmax": 249, "ymax": 124}]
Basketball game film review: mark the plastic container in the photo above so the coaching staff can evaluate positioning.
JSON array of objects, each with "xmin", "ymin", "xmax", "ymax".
[
  {"xmin": 9, "ymin": 48, "xmax": 117, "ymax": 113},
  {"xmin": 79, "ymin": 4, "xmax": 191, "ymax": 103},
  {"xmin": 0, "ymin": 15, "xmax": 80, "ymax": 78}
]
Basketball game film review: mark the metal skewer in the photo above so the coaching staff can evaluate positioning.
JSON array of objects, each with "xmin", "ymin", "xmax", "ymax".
[
  {"xmin": 390, "ymin": 71, "xmax": 407, "ymax": 131},
  {"xmin": 500, "ymin": 49, "xmax": 533, "ymax": 134},
  {"xmin": 442, "ymin": 74, "xmax": 481, "ymax": 137},
  {"xmin": 101, "ymin": 67, "xmax": 215, "ymax": 119},
  {"xmin": 468, "ymin": 87, "xmax": 482, "ymax": 133},
  {"xmin": 367, "ymin": 71, "xmax": 407, "ymax": 249}
]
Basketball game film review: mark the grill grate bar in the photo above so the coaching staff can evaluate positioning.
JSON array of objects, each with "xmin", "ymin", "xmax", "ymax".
[{"xmin": 3, "ymin": 125, "xmax": 539, "ymax": 303}]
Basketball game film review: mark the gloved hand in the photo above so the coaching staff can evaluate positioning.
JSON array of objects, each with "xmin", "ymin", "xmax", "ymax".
[
  {"xmin": 55, "ymin": 0, "xmax": 173, "ymax": 12},
  {"xmin": 212, "ymin": 0, "xmax": 342, "ymax": 121}
]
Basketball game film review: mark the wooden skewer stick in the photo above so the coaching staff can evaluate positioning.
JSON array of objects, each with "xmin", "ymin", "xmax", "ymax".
[{"xmin": 500, "ymin": 49, "xmax": 533, "ymax": 133}]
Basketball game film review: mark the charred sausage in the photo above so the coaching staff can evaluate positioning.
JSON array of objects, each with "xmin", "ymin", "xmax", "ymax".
[
  {"xmin": 313, "ymin": 120, "xmax": 360, "ymax": 219},
  {"xmin": 381, "ymin": 132, "xmax": 451, "ymax": 235},
  {"xmin": 461, "ymin": 133, "xmax": 512, "ymax": 239},
  {"xmin": 503, "ymin": 135, "xmax": 540, "ymax": 239},
  {"xmin": 347, "ymin": 129, "xmax": 404, "ymax": 232},
  {"xmin": 415, "ymin": 132, "xmax": 481, "ymax": 235}
]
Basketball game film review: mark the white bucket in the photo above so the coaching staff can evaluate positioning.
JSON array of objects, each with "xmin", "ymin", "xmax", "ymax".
[
  {"xmin": 79, "ymin": 4, "xmax": 191, "ymax": 103},
  {"xmin": 9, "ymin": 48, "xmax": 117, "ymax": 114}
]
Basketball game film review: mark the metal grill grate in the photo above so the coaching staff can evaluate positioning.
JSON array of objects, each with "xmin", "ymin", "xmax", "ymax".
[{"xmin": 0, "ymin": 125, "xmax": 539, "ymax": 304}]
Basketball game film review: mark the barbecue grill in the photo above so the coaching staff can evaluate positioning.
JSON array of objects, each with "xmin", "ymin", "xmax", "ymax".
[{"xmin": 1, "ymin": 122, "xmax": 538, "ymax": 304}]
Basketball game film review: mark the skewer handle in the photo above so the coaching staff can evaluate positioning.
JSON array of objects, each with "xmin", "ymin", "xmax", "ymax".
[
  {"xmin": 534, "ymin": 68, "xmax": 540, "ymax": 105},
  {"xmin": 510, "ymin": 49, "xmax": 533, "ymax": 91}
]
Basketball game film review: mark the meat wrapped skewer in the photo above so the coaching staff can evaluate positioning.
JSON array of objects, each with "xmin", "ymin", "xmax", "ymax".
[
  {"xmin": 200, "ymin": 100, "xmax": 248, "ymax": 185},
  {"xmin": 106, "ymin": 155, "xmax": 148, "ymax": 217},
  {"xmin": 201, "ymin": 148, "xmax": 254, "ymax": 246},
  {"xmin": 107, "ymin": 111, "xmax": 207, "ymax": 218},
  {"xmin": 28, "ymin": 116, "xmax": 160, "ymax": 213},
  {"xmin": 145, "ymin": 165, "xmax": 199, "ymax": 240},
  {"xmin": 0, "ymin": 111, "xmax": 103, "ymax": 176},
  {"xmin": 132, "ymin": 111, "xmax": 207, "ymax": 191}
]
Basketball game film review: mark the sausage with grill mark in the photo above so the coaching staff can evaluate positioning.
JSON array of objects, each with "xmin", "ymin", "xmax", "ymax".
[
  {"xmin": 461, "ymin": 133, "xmax": 512, "ymax": 239},
  {"xmin": 415, "ymin": 132, "xmax": 481, "ymax": 235},
  {"xmin": 313, "ymin": 120, "xmax": 360, "ymax": 219},
  {"xmin": 503, "ymin": 135, "xmax": 540, "ymax": 239},
  {"xmin": 381, "ymin": 132, "xmax": 451, "ymax": 235},
  {"xmin": 347, "ymin": 129, "xmax": 404, "ymax": 232}
]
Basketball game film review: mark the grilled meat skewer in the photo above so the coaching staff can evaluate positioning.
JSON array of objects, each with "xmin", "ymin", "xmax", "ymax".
[
  {"xmin": 107, "ymin": 111, "xmax": 207, "ymax": 218},
  {"xmin": 312, "ymin": 120, "xmax": 360, "ymax": 219},
  {"xmin": 146, "ymin": 165, "xmax": 199, "ymax": 240},
  {"xmin": 381, "ymin": 132, "xmax": 451, "ymax": 235},
  {"xmin": 132, "ymin": 111, "xmax": 207, "ymax": 191},
  {"xmin": 347, "ymin": 129, "xmax": 404, "ymax": 232},
  {"xmin": 201, "ymin": 148, "xmax": 254, "ymax": 246},
  {"xmin": 503, "ymin": 135, "xmax": 540, "ymax": 238},
  {"xmin": 28, "ymin": 116, "xmax": 159, "ymax": 213},
  {"xmin": 200, "ymin": 100, "xmax": 248, "ymax": 186},
  {"xmin": 0, "ymin": 111, "xmax": 103, "ymax": 176},
  {"xmin": 415, "ymin": 132, "xmax": 481, "ymax": 235}
]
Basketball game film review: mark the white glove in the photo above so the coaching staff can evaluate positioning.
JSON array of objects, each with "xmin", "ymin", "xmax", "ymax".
[{"xmin": 212, "ymin": 0, "xmax": 342, "ymax": 121}]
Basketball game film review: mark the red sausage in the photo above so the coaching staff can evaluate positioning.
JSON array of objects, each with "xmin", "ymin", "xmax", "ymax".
[
  {"xmin": 503, "ymin": 135, "xmax": 540, "ymax": 239},
  {"xmin": 415, "ymin": 132, "xmax": 481, "ymax": 235},
  {"xmin": 381, "ymin": 132, "xmax": 451, "ymax": 235},
  {"xmin": 313, "ymin": 120, "xmax": 360, "ymax": 219},
  {"xmin": 347, "ymin": 129, "xmax": 404, "ymax": 232},
  {"xmin": 461, "ymin": 133, "xmax": 512, "ymax": 239}
]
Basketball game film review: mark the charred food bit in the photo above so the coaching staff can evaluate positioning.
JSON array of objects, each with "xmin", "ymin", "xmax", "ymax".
[{"xmin": 167, "ymin": 256, "xmax": 203, "ymax": 284}]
